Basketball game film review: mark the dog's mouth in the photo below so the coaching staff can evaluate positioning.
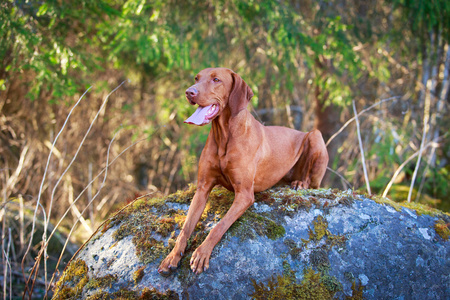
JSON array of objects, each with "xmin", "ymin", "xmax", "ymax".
[{"xmin": 184, "ymin": 104, "xmax": 219, "ymax": 126}]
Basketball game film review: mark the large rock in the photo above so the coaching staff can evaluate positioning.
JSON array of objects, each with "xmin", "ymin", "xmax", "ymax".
[{"xmin": 53, "ymin": 186, "xmax": 450, "ymax": 299}]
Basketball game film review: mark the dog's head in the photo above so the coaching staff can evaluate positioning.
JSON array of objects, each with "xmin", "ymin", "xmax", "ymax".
[{"xmin": 184, "ymin": 68, "xmax": 254, "ymax": 126}]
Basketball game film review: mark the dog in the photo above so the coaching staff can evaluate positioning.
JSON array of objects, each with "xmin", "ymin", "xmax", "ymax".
[{"xmin": 158, "ymin": 68, "xmax": 328, "ymax": 275}]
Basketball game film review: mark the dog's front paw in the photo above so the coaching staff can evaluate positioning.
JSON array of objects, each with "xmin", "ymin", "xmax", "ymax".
[
  {"xmin": 291, "ymin": 180, "xmax": 310, "ymax": 190},
  {"xmin": 158, "ymin": 250, "xmax": 183, "ymax": 276},
  {"xmin": 190, "ymin": 244, "xmax": 212, "ymax": 275}
]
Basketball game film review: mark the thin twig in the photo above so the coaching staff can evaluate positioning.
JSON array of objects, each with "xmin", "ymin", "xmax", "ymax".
[
  {"xmin": 3, "ymin": 144, "xmax": 29, "ymax": 199},
  {"xmin": 326, "ymin": 96, "xmax": 401, "ymax": 147},
  {"xmin": 382, "ymin": 138, "xmax": 441, "ymax": 198},
  {"xmin": 23, "ymin": 203, "xmax": 46, "ymax": 300},
  {"xmin": 3, "ymin": 228, "xmax": 12, "ymax": 300},
  {"xmin": 408, "ymin": 81, "xmax": 432, "ymax": 202},
  {"xmin": 352, "ymin": 100, "xmax": 371, "ymax": 194},
  {"xmin": 1, "ymin": 181, "xmax": 6, "ymax": 300},
  {"xmin": 326, "ymin": 167, "xmax": 352, "ymax": 189}
]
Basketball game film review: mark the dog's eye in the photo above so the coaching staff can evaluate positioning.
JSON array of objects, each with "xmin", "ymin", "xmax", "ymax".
[
  {"xmin": 213, "ymin": 78, "xmax": 220, "ymax": 83},
  {"xmin": 194, "ymin": 76, "xmax": 199, "ymax": 81}
]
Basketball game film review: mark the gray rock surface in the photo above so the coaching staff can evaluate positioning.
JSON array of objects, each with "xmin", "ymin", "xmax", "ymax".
[{"xmin": 53, "ymin": 187, "xmax": 450, "ymax": 299}]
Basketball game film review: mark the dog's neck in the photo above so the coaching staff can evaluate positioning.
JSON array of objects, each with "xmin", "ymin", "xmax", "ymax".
[{"xmin": 211, "ymin": 107, "xmax": 232, "ymax": 157}]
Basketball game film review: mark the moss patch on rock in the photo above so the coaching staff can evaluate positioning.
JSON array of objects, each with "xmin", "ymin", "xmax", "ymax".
[
  {"xmin": 84, "ymin": 274, "xmax": 117, "ymax": 290},
  {"xmin": 54, "ymin": 260, "xmax": 131, "ymax": 300},
  {"xmin": 369, "ymin": 194, "xmax": 450, "ymax": 217},
  {"xmin": 434, "ymin": 219, "xmax": 450, "ymax": 241},
  {"xmin": 133, "ymin": 266, "xmax": 146, "ymax": 284},
  {"xmin": 85, "ymin": 287, "xmax": 179, "ymax": 300},
  {"xmin": 303, "ymin": 215, "xmax": 347, "ymax": 249},
  {"xmin": 53, "ymin": 259, "xmax": 89, "ymax": 300},
  {"xmin": 105, "ymin": 195, "xmax": 185, "ymax": 265},
  {"xmin": 165, "ymin": 183, "xmax": 197, "ymax": 204},
  {"xmin": 229, "ymin": 211, "xmax": 286, "ymax": 240},
  {"xmin": 251, "ymin": 267, "xmax": 340, "ymax": 300}
]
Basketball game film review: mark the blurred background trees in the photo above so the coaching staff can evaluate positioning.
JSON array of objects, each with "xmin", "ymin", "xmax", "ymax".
[{"xmin": 1, "ymin": 0, "xmax": 449, "ymax": 297}]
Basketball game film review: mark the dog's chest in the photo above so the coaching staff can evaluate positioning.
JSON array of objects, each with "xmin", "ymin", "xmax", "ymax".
[
  {"xmin": 215, "ymin": 154, "xmax": 236, "ymax": 187},
  {"xmin": 218, "ymin": 154, "xmax": 231, "ymax": 175}
]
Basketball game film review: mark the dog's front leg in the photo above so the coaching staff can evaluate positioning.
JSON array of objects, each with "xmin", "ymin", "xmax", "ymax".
[
  {"xmin": 189, "ymin": 188, "xmax": 254, "ymax": 274},
  {"xmin": 158, "ymin": 181, "xmax": 214, "ymax": 276}
]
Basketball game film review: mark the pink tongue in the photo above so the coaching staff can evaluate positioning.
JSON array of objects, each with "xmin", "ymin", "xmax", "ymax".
[{"xmin": 184, "ymin": 104, "xmax": 214, "ymax": 125}]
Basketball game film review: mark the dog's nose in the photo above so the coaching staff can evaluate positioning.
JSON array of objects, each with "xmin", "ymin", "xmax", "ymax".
[{"xmin": 185, "ymin": 87, "xmax": 198, "ymax": 100}]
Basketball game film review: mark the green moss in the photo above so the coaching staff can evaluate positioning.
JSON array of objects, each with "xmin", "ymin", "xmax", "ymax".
[
  {"xmin": 53, "ymin": 259, "xmax": 89, "ymax": 300},
  {"xmin": 140, "ymin": 288, "xmax": 179, "ymax": 299},
  {"xmin": 85, "ymin": 274, "xmax": 117, "ymax": 290},
  {"xmin": 294, "ymin": 187, "xmax": 449, "ymax": 220},
  {"xmin": 204, "ymin": 187, "xmax": 235, "ymax": 218},
  {"xmin": 255, "ymin": 187, "xmax": 312, "ymax": 212},
  {"xmin": 251, "ymin": 212, "xmax": 286, "ymax": 240},
  {"xmin": 346, "ymin": 281, "xmax": 365, "ymax": 299},
  {"xmin": 302, "ymin": 215, "xmax": 346, "ymax": 250},
  {"xmin": 434, "ymin": 219, "xmax": 450, "ymax": 241},
  {"xmin": 107, "ymin": 289, "xmax": 138, "ymax": 299},
  {"xmin": 308, "ymin": 215, "xmax": 330, "ymax": 242},
  {"xmin": 55, "ymin": 260, "xmax": 141, "ymax": 300},
  {"xmin": 338, "ymin": 196, "xmax": 355, "ymax": 207},
  {"xmin": 310, "ymin": 249, "xmax": 330, "ymax": 270},
  {"xmin": 251, "ymin": 267, "xmax": 340, "ymax": 300},
  {"xmin": 254, "ymin": 189, "xmax": 277, "ymax": 204},
  {"xmin": 108, "ymin": 195, "xmax": 187, "ymax": 265},
  {"xmin": 86, "ymin": 287, "xmax": 179, "ymax": 300},
  {"xmin": 299, "ymin": 267, "xmax": 336, "ymax": 299},
  {"xmin": 85, "ymin": 291, "xmax": 110, "ymax": 300},
  {"xmin": 133, "ymin": 266, "xmax": 146, "ymax": 284},
  {"xmin": 321, "ymin": 273, "xmax": 343, "ymax": 294},
  {"xmin": 229, "ymin": 211, "xmax": 285, "ymax": 241},
  {"xmin": 134, "ymin": 237, "xmax": 168, "ymax": 264},
  {"xmin": 283, "ymin": 238, "xmax": 303, "ymax": 259},
  {"xmin": 165, "ymin": 183, "xmax": 197, "ymax": 204},
  {"xmin": 156, "ymin": 217, "xmax": 177, "ymax": 236},
  {"xmin": 370, "ymin": 195, "xmax": 450, "ymax": 217}
]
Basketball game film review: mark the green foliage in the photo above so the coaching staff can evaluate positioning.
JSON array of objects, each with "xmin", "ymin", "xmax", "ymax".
[
  {"xmin": 391, "ymin": 0, "xmax": 450, "ymax": 42},
  {"xmin": 0, "ymin": 1, "xmax": 118, "ymax": 102},
  {"xmin": 1, "ymin": 0, "xmax": 364, "ymax": 106}
]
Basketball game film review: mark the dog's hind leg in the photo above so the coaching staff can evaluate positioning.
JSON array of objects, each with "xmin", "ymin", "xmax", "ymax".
[{"xmin": 290, "ymin": 129, "xmax": 328, "ymax": 189}]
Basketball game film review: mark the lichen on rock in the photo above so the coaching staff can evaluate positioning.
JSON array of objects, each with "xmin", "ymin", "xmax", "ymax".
[{"xmin": 54, "ymin": 186, "xmax": 450, "ymax": 300}]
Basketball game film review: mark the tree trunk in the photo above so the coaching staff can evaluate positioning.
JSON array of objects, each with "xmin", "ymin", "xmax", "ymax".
[{"xmin": 314, "ymin": 84, "xmax": 343, "ymax": 187}]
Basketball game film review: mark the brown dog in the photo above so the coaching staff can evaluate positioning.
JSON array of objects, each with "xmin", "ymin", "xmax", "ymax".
[{"xmin": 158, "ymin": 68, "xmax": 328, "ymax": 275}]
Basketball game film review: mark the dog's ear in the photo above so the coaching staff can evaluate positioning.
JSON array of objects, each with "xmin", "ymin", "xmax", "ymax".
[{"xmin": 229, "ymin": 71, "xmax": 254, "ymax": 116}]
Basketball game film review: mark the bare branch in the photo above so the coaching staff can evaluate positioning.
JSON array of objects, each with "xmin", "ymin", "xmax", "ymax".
[
  {"xmin": 352, "ymin": 100, "xmax": 371, "ymax": 195},
  {"xmin": 382, "ymin": 139, "xmax": 441, "ymax": 199},
  {"xmin": 326, "ymin": 96, "xmax": 402, "ymax": 147}
]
